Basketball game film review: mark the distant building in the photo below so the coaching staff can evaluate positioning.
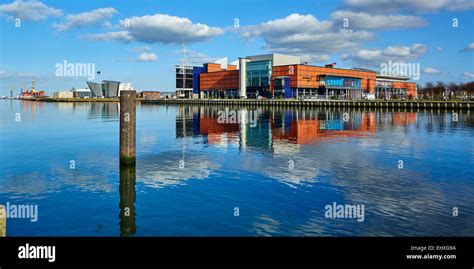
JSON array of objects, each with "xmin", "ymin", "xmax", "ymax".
[
  {"xmin": 161, "ymin": 91, "xmax": 176, "ymax": 99},
  {"xmin": 175, "ymin": 65, "xmax": 193, "ymax": 99},
  {"xmin": 72, "ymin": 88, "xmax": 92, "ymax": 98},
  {"xmin": 53, "ymin": 91, "xmax": 74, "ymax": 98},
  {"xmin": 102, "ymin": 80, "xmax": 120, "ymax": 97},
  {"xmin": 141, "ymin": 91, "xmax": 161, "ymax": 100},
  {"xmin": 86, "ymin": 80, "xmax": 123, "ymax": 98},
  {"xmin": 86, "ymin": 82, "xmax": 103, "ymax": 97}
]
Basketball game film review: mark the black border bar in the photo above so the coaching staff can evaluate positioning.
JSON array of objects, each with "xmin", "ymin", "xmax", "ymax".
[{"xmin": 0, "ymin": 237, "xmax": 472, "ymax": 266}]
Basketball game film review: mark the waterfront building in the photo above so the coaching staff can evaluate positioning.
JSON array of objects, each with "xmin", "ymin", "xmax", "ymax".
[
  {"xmin": 175, "ymin": 65, "xmax": 194, "ymax": 99},
  {"xmin": 52, "ymin": 90, "xmax": 74, "ymax": 98},
  {"xmin": 102, "ymin": 80, "xmax": 120, "ymax": 98},
  {"xmin": 141, "ymin": 91, "xmax": 161, "ymax": 100},
  {"xmin": 192, "ymin": 53, "xmax": 417, "ymax": 100},
  {"xmin": 72, "ymin": 88, "xmax": 92, "ymax": 98},
  {"xmin": 86, "ymin": 80, "xmax": 122, "ymax": 98}
]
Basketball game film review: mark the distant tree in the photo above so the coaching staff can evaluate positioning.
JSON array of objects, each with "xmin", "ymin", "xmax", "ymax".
[
  {"xmin": 461, "ymin": 81, "xmax": 474, "ymax": 100},
  {"xmin": 416, "ymin": 81, "xmax": 474, "ymax": 100},
  {"xmin": 448, "ymin": 82, "xmax": 458, "ymax": 99}
]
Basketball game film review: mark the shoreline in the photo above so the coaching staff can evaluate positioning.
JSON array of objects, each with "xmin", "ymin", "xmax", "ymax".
[
  {"xmin": 8, "ymin": 97, "xmax": 474, "ymax": 109},
  {"xmin": 142, "ymin": 99, "xmax": 474, "ymax": 110}
]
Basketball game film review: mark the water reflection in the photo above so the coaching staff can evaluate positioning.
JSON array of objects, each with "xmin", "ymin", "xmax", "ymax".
[
  {"xmin": 1, "ymin": 100, "xmax": 474, "ymax": 236},
  {"xmin": 119, "ymin": 163, "xmax": 136, "ymax": 236},
  {"xmin": 178, "ymin": 106, "xmax": 428, "ymax": 147},
  {"xmin": 88, "ymin": 103, "xmax": 119, "ymax": 121},
  {"xmin": 174, "ymin": 106, "xmax": 473, "ymax": 146}
]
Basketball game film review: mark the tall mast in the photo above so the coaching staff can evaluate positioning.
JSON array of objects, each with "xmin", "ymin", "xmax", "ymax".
[{"xmin": 182, "ymin": 39, "xmax": 187, "ymax": 97}]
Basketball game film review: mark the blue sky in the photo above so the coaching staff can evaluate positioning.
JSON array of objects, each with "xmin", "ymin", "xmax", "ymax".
[{"xmin": 0, "ymin": 0, "xmax": 473, "ymax": 96}]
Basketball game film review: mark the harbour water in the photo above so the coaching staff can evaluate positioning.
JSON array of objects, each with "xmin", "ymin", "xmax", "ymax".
[{"xmin": 0, "ymin": 100, "xmax": 473, "ymax": 236}]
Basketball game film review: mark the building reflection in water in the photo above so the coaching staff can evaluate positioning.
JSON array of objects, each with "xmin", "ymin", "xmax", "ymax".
[
  {"xmin": 119, "ymin": 163, "xmax": 136, "ymax": 236},
  {"xmin": 186, "ymin": 107, "xmax": 396, "ymax": 148},
  {"xmin": 163, "ymin": 106, "xmax": 446, "ymax": 188},
  {"xmin": 88, "ymin": 103, "xmax": 119, "ymax": 121}
]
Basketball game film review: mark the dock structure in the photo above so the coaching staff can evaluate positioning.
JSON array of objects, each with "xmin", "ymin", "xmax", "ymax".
[
  {"xmin": 0, "ymin": 205, "xmax": 6, "ymax": 237},
  {"xmin": 120, "ymin": 91, "xmax": 136, "ymax": 164},
  {"xmin": 141, "ymin": 99, "xmax": 474, "ymax": 110}
]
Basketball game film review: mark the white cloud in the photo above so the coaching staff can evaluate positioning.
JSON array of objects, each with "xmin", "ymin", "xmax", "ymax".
[
  {"xmin": 137, "ymin": 52, "xmax": 158, "ymax": 62},
  {"xmin": 176, "ymin": 49, "xmax": 221, "ymax": 66},
  {"xmin": 330, "ymin": 10, "xmax": 427, "ymax": 29},
  {"xmin": 436, "ymin": 47, "xmax": 444, "ymax": 52},
  {"xmin": 241, "ymin": 13, "xmax": 374, "ymax": 56},
  {"xmin": 423, "ymin": 67, "xmax": 441, "ymax": 74},
  {"xmin": 82, "ymin": 13, "xmax": 223, "ymax": 44},
  {"xmin": 52, "ymin": 7, "xmax": 117, "ymax": 31},
  {"xmin": 462, "ymin": 72, "xmax": 474, "ymax": 80},
  {"xmin": 102, "ymin": 21, "xmax": 113, "ymax": 30},
  {"xmin": 0, "ymin": 0, "xmax": 62, "ymax": 21},
  {"xmin": 460, "ymin": 43, "xmax": 474, "ymax": 52},
  {"xmin": 344, "ymin": 43, "xmax": 428, "ymax": 66},
  {"xmin": 120, "ymin": 14, "xmax": 224, "ymax": 44},
  {"xmin": 344, "ymin": 0, "xmax": 474, "ymax": 12},
  {"xmin": 80, "ymin": 31, "xmax": 133, "ymax": 42}
]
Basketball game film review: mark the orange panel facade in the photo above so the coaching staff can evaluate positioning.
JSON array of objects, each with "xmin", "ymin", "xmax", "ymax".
[
  {"xmin": 272, "ymin": 65, "xmax": 377, "ymax": 94},
  {"xmin": 200, "ymin": 70, "xmax": 239, "ymax": 91},
  {"xmin": 197, "ymin": 61, "xmax": 416, "ymax": 98},
  {"xmin": 204, "ymin": 63, "xmax": 224, "ymax": 73}
]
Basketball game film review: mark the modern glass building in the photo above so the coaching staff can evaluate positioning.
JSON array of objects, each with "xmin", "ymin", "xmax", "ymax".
[
  {"xmin": 195, "ymin": 53, "xmax": 417, "ymax": 100},
  {"xmin": 176, "ymin": 65, "xmax": 194, "ymax": 99},
  {"xmin": 246, "ymin": 60, "xmax": 273, "ymax": 98},
  {"xmin": 86, "ymin": 80, "xmax": 122, "ymax": 98},
  {"xmin": 102, "ymin": 80, "xmax": 120, "ymax": 98},
  {"xmin": 87, "ymin": 82, "xmax": 103, "ymax": 97}
]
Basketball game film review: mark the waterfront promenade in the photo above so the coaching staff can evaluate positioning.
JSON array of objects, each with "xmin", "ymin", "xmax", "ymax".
[
  {"xmin": 23, "ymin": 97, "xmax": 474, "ymax": 109},
  {"xmin": 141, "ymin": 99, "xmax": 474, "ymax": 110}
]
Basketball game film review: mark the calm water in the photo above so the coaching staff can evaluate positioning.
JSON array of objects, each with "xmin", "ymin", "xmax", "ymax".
[{"xmin": 1, "ymin": 100, "xmax": 473, "ymax": 236}]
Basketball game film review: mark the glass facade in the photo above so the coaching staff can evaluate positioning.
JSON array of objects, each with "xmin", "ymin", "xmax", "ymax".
[
  {"xmin": 246, "ymin": 60, "xmax": 272, "ymax": 87},
  {"xmin": 325, "ymin": 76, "xmax": 361, "ymax": 88},
  {"xmin": 176, "ymin": 66, "xmax": 193, "ymax": 98},
  {"xmin": 375, "ymin": 87, "xmax": 407, "ymax": 100},
  {"xmin": 246, "ymin": 60, "xmax": 272, "ymax": 97},
  {"xmin": 87, "ymin": 82, "xmax": 102, "ymax": 97},
  {"xmin": 102, "ymin": 80, "xmax": 120, "ymax": 98},
  {"xmin": 176, "ymin": 66, "xmax": 193, "ymax": 89}
]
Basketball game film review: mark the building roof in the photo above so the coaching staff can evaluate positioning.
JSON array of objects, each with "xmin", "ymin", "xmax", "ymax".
[{"xmin": 376, "ymin": 74, "xmax": 411, "ymax": 81}]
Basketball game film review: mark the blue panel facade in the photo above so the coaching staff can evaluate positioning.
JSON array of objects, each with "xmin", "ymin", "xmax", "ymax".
[
  {"xmin": 284, "ymin": 77, "xmax": 293, "ymax": 98},
  {"xmin": 193, "ymin": 67, "xmax": 205, "ymax": 95},
  {"xmin": 193, "ymin": 112, "xmax": 200, "ymax": 136},
  {"xmin": 325, "ymin": 76, "xmax": 361, "ymax": 88},
  {"xmin": 284, "ymin": 110, "xmax": 292, "ymax": 132}
]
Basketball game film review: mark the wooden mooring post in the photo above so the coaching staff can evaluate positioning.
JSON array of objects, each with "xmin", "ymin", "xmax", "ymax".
[
  {"xmin": 0, "ymin": 205, "xmax": 6, "ymax": 237},
  {"xmin": 120, "ymin": 91, "xmax": 136, "ymax": 164}
]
